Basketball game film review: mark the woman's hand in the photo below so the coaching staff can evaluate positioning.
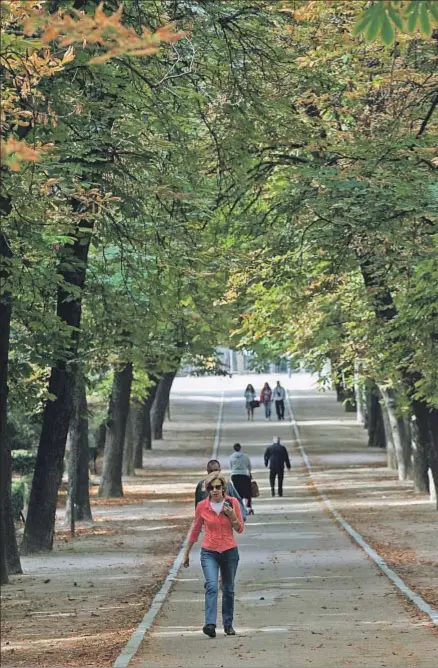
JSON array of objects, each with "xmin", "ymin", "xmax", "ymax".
[
  {"xmin": 223, "ymin": 504, "xmax": 237, "ymax": 522},
  {"xmin": 183, "ymin": 552, "xmax": 190, "ymax": 568}
]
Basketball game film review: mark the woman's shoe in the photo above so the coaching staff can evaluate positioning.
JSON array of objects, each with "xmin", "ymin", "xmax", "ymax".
[
  {"xmin": 224, "ymin": 626, "xmax": 236, "ymax": 635},
  {"xmin": 203, "ymin": 624, "xmax": 216, "ymax": 638}
]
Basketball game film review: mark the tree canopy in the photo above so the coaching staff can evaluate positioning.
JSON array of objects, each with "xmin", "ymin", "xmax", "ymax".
[{"xmin": 1, "ymin": 0, "xmax": 437, "ymax": 580}]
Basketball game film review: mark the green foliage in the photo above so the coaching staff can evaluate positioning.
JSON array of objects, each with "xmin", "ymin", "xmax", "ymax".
[
  {"xmin": 11, "ymin": 481, "xmax": 28, "ymax": 522},
  {"xmin": 354, "ymin": 0, "xmax": 438, "ymax": 44},
  {"xmin": 3, "ymin": 0, "xmax": 438, "ymax": 442},
  {"xmin": 11, "ymin": 451, "xmax": 37, "ymax": 476}
]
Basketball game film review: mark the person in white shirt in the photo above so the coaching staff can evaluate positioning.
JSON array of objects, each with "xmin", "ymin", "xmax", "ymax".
[
  {"xmin": 273, "ymin": 381, "xmax": 286, "ymax": 420},
  {"xmin": 229, "ymin": 443, "xmax": 254, "ymax": 515}
]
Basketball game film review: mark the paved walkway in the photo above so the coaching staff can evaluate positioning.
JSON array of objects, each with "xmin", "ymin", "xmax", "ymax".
[{"xmin": 132, "ymin": 374, "xmax": 437, "ymax": 667}]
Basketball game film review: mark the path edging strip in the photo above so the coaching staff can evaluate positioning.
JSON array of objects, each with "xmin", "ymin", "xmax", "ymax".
[
  {"xmin": 285, "ymin": 391, "xmax": 438, "ymax": 627},
  {"xmin": 113, "ymin": 390, "xmax": 225, "ymax": 667}
]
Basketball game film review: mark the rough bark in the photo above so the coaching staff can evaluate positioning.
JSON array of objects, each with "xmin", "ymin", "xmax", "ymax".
[
  {"xmin": 98, "ymin": 363, "xmax": 133, "ymax": 498},
  {"xmin": 353, "ymin": 364, "xmax": 365, "ymax": 425},
  {"xmin": 379, "ymin": 391, "xmax": 397, "ymax": 471},
  {"xmin": 22, "ymin": 223, "xmax": 91, "ymax": 554},
  {"xmin": 151, "ymin": 371, "xmax": 177, "ymax": 440},
  {"xmin": 122, "ymin": 405, "xmax": 136, "ymax": 477},
  {"xmin": 429, "ymin": 409, "xmax": 438, "ymax": 506},
  {"xmin": 65, "ymin": 369, "xmax": 92, "ymax": 525},
  {"xmin": 0, "ymin": 226, "xmax": 21, "ymax": 582},
  {"xmin": 134, "ymin": 379, "xmax": 159, "ymax": 466},
  {"xmin": 379, "ymin": 388, "xmax": 411, "ymax": 480},
  {"xmin": 0, "ymin": 237, "xmax": 11, "ymax": 583},
  {"xmin": 95, "ymin": 420, "xmax": 106, "ymax": 455},
  {"xmin": 410, "ymin": 415, "xmax": 430, "ymax": 494},
  {"xmin": 366, "ymin": 384, "xmax": 386, "ymax": 448},
  {"xmin": 411, "ymin": 400, "xmax": 438, "ymax": 505}
]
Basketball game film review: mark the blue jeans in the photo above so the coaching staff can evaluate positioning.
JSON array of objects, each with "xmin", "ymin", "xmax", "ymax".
[{"xmin": 200, "ymin": 547, "xmax": 239, "ymax": 627}]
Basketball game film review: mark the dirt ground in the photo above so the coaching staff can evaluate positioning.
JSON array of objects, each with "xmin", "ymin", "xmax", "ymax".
[
  {"xmin": 309, "ymin": 464, "xmax": 438, "ymax": 616},
  {"xmin": 293, "ymin": 384, "xmax": 438, "ymax": 628},
  {"xmin": 1, "ymin": 388, "xmax": 216, "ymax": 668}
]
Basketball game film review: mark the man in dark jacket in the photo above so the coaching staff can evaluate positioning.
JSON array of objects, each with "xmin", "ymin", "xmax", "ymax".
[
  {"xmin": 195, "ymin": 458, "xmax": 247, "ymax": 521},
  {"xmin": 264, "ymin": 437, "xmax": 291, "ymax": 497}
]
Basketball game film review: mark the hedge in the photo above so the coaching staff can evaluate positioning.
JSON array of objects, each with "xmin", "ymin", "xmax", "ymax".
[{"xmin": 11, "ymin": 449, "xmax": 36, "ymax": 475}]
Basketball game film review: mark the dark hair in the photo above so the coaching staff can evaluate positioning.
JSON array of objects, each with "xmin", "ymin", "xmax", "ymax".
[
  {"xmin": 233, "ymin": 443, "xmax": 241, "ymax": 452},
  {"xmin": 206, "ymin": 459, "xmax": 220, "ymax": 473},
  {"xmin": 246, "ymin": 384, "xmax": 255, "ymax": 392}
]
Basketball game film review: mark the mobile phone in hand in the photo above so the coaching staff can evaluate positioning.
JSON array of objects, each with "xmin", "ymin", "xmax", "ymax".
[{"xmin": 223, "ymin": 500, "xmax": 232, "ymax": 510}]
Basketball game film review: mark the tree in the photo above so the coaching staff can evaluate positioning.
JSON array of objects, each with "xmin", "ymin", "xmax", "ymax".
[{"xmin": 1, "ymin": 0, "xmax": 186, "ymax": 559}]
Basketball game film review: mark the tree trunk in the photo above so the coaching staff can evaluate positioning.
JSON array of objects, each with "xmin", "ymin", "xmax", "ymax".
[
  {"xmin": 341, "ymin": 368, "xmax": 356, "ymax": 413},
  {"xmin": 122, "ymin": 405, "xmax": 136, "ymax": 477},
  {"xmin": 22, "ymin": 224, "xmax": 91, "ymax": 554},
  {"xmin": 429, "ymin": 409, "xmax": 438, "ymax": 507},
  {"xmin": 0, "ymin": 229, "xmax": 13, "ymax": 583},
  {"xmin": 411, "ymin": 400, "xmax": 438, "ymax": 504},
  {"xmin": 353, "ymin": 363, "xmax": 365, "ymax": 425},
  {"xmin": 379, "ymin": 388, "xmax": 411, "ymax": 480},
  {"xmin": 379, "ymin": 390, "xmax": 398, "ymax": 471},
  {"xmin": 98, "ymin": 362, "xmax": 133, "ymax": 498},
  {"xmin": 65, "ymin": 369, "xmax": 92, "ymax": 525},
  {"xmin": 410, "ymin": 414, "xmax": 430, "ymax": 493},
  {"xmin": 134, "ymin": 379, "xmax": 159, "ymax": 466},
  {"xmin": 358, "ymin": 256, "xmax": 438, "ymax": 505},
  {"xmin": 151, "ymin": 371, "xmax": 177, "ymax": 440},
  {"xmin": 366, "ymin": 384, "xmax": 386, "ymax": 448},
  {"xmin": 95, "ymin": 420, "xmax": 106, "ymax": 454}
]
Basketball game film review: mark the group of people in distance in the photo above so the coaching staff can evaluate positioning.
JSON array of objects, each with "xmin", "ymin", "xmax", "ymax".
[
  {"xmin": 184, "ymin": 435, "xmax": 292, "ymax": 638},
  {"xmin": 244, "ymin": 380, "xmax": 286, "ymax": 421}
]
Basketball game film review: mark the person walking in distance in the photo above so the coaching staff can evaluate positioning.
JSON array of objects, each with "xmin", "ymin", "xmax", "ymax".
[
  {"xmin": 260, "ymin": 382, "xmax": 272, "ymax": 420},
  {"xmin": 244, "ymin": 384, "xmax": 256, "ymax": 421},
  {"xmin": 183, "ymin": 471, "xmax": 244, "ymax": 638},
  {"xmin": 264, "ymin": 437, "xmax": 291, "ymax": 497},
  {"xmin": 229, "ymin": 443, "xmax": 254, "ymax": 515},
  {"xmin": 273, "ymin": 380, "xmax": 286, "ymax": 420},
  {"xmin": 195, "ymin": 459, "xmax": 247, "ymax": 522}
]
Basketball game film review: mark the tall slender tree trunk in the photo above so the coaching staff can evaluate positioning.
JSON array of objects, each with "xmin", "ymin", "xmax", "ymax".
[
  {"xmin": 1, "ymin": 225, "xmax": 22, "ymax": 582},
  {"xmin": 353, "ymin": 363, "xmax": 365, "ymax": 425},
  {"xmin": 379, "ymin": 389, "xmax": 398, "ymax": 471},
  {"xmin": 0, "ymin": 231, "xmax": 12, "ymax": 584},
  {"xmin": 151, "ymin": 371, "xmax": 177, "ymax": 440},
  {"xmin": 366, "ymin": 383, "xmax": 386, "ymax": 448},
  {"xmin": 410, "ymin": 414, "xmax": 430, "ymax": 493},
  {"xmin": 341, "ymin": 368, "xmax": 356, "ymax": 413},
  {"xmin": 65, "ymin": 369, "xmax": 92, "ymax": 525},
  {"xmin": 99, "ymin": 363, "xmax": 133, "ymax": 498},
  {"xmin": 134, "ymin": 379, "xmax": 159, "ymax": 466},
  {"xmin": 122, "ymin": 405, "xmax": 136, "ymax": 476},
  {"xmin": 22, "ymin": 223, "xmax": 91, "ymax": 554},
  {"xmin": 379, "ymin": 388, "xmax": 411, "ymax": 480},
  {"xmin": 411, "ymin": 399, "xmax": 438, "ymax": 505}
]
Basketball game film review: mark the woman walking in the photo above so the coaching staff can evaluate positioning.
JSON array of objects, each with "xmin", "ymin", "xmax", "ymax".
[
  {"xmin": 260, "ymin": 382, "xmax": 272, "ymax": 420},
  {"xmin": 183, "ymin": 471, "xmax": 244, "ymax": 638},
  {"xmin": 229, "ymin": 443, "xmax": 254, "ymax": 515},
  {"xmin": 244, "ymin": 383, "xmax": 256, "ymax": 421}
]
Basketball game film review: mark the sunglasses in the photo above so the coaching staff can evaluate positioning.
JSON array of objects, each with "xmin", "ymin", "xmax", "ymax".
[{"xmin": 208, "ymin": 484, "xmax": 223, "ymax": 491}]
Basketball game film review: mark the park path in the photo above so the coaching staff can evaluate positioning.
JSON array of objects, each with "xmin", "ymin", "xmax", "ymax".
[{"xmin": 129, "ymin": 373, "xmax": 438, "ymax": 668}]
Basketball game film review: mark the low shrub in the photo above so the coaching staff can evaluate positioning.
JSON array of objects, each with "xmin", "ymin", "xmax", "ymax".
[
  {"xmin": 11, "ymin": 450, "xmax": 36, "ymax": 475},
  {"xmin": 11, "ymin": 480, "xmax": 29, "ymax": 521}
]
